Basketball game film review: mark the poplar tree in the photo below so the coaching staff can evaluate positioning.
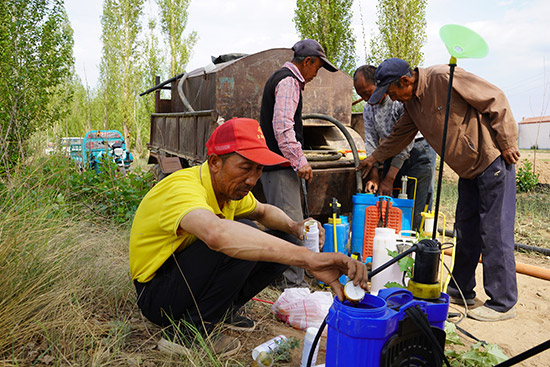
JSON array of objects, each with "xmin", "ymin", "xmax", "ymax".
[
  {"xmin": 156, "ymin": 0, "xmax": 197, "ymax": 77},
  {"xmin": 99, "ymin": 0, "xmax": 144, "ymax": 144},
  {"xmin": 0, "ymin": 0, "xmax": 74, "ymax": 176},
  {"xmin": 368, "ymin": 0, "xmax": 427, "ymax": 67},
  {"xmin": 293, "ymin": 0, "xmax": 357, "ymax": 75},
  {"xmin": 135, "ymin": 17, "xmax": 164, "ymax": 156}
]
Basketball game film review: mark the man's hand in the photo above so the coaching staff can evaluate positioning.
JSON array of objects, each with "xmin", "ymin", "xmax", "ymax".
[
  {"xmin": 306, "ymin": 252, "xmax": 369, "ymax": 301},
  {"xmin": 502, "ymin": 146, "xmax": 521, "ymax": 165},
  {"xmin": 365, "ymin": 168, "xmax": 380, "ymax": 193},
  {"xmin": 297, "ymin": 163, "xmax": 313, "ymax": 182},
  {"xmin": 379, "ymin": 177, "xmax": 394, "ymax": 196},
  {"xmin": 357, "ymin": 156, "xmax": 378, "ymax": 180}
]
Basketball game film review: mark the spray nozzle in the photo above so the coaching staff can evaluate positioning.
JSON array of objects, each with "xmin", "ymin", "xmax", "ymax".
[
  {"xmin": 329, "ymin": 198, "xmax": 342, "ymax": 223},
  {"xmin": 330, "ymin": 197, "xmax": 341, "ymax": 215}
]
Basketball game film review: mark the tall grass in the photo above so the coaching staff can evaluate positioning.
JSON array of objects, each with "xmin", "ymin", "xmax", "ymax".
[
  {"xmin": 0, "ymin": 157, "xmax": 134, "ymax": 365},
  {"xmin": 0, "ymin": 156, "xmax": 235, "ymax": 366}
]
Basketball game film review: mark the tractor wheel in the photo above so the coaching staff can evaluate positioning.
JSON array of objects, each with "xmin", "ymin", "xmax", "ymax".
[{"xmin": 150, "ymin": 164, "xmax": 168, "ymax": 181}]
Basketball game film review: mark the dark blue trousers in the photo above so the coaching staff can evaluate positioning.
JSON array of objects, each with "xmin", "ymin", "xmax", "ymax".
[{"xmin": 451, "ymin": 156, "xmax": 518, "ymax": 312}]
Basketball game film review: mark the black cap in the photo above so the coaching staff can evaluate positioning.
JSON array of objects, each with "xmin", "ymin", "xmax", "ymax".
[
  {"xmin": 292, "ymin": 39, "xmax": 338, "ymax": 72},
  {"xmin": 368, "ymin": 58, "xmax": 411, "ymax": 104}
]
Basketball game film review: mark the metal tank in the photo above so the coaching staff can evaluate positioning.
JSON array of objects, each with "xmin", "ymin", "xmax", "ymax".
[{"xmin": 142, "ymin": 48, "xmax": 365, "ymax": 217}]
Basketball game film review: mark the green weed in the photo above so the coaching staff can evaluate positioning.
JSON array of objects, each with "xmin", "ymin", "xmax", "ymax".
[{"xmin": 516, "ymin": 159, "xmax": 539, "ymax": 193}]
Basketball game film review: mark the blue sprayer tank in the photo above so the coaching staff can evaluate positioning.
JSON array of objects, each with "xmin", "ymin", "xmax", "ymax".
[
  {"xmin": 325, "ymin": 288, "xmax": 449, "ymax": 367},
  {"xmin": 322, "ymin": 215, "xmax": 349, "ymax": 285}
]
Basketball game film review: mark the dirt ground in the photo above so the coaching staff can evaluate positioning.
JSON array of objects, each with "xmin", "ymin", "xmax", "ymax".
[{"xmin": 239, "ymin": 151, "xmax": 550, "ymax": 367}]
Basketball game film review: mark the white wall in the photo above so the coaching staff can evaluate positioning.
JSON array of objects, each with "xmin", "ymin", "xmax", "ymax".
[{"xmin": 518, "ymin": 123, "xmax": 550, "ymax": 149}]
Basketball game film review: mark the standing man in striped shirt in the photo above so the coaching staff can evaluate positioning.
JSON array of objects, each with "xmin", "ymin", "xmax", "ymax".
[{"xmin": 259, "ymin": 39, "xmax": 338, "ymax": 288}]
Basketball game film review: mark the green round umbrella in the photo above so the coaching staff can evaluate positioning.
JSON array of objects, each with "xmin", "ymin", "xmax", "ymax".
[{"xmin": 439, "ymin": 24, "xmax": 489, "ymax": 61}]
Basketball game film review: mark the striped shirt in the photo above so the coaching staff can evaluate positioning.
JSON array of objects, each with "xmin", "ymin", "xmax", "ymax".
[
  {"xmin": 272, "ymin": 62, "xmax": 308, "ymax": 171},
  {"xmin": 364, "ymin": 95, "xmax": 413, "ymax": 169}
]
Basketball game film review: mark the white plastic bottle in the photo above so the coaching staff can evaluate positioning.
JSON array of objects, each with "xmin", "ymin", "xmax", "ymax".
[
  {"xmin": 370, "ymin": 227, "xmax": 402, "ymax": 295},
  {"xmin": 300, "ymin": 327, "xmax": 320, "ymax": 367},
  {"xmin": 252, "ymin": 335, "xmax": 287, "ymax": 361},
  {"xmin": 304, "ymin": 220, "xmax": 319, "ymax": 253}
]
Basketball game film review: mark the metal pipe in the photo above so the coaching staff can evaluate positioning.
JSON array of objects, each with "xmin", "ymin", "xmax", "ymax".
[
  {"xmin": 177, "ymin": 72, "xmax": 195, "ymax": 112},
  {"xmin": 302, "ymin": 113, "xmax": 363, "ymax": 193}
]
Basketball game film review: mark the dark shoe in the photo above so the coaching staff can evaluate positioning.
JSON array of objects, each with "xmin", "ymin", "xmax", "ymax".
[
  {"xmin": 446, "ymin": 286, "xmax": 475, "ymax": 305},
  {"xmin": 224, "ymin": 313, "xmax": 256, "ymax": 332},
  {"xmin": 271, "ymin": 276, "xmax": 310, "ymax": 291},
  {"xmin": 468, "ymin": 305, "xmax": 516, "ymax": 322},
  {"xmin": 449, "ymin": 295, "xmax": 475, "ymax": 306}
]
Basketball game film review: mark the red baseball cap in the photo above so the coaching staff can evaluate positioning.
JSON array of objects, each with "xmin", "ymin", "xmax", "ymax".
[{"xmin": 206, "ymin": 118, "xmax": 290, "ymax": 167}]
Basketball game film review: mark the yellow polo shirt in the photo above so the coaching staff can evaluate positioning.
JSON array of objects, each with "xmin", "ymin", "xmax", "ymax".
[{"xmin": 129, "ymin": 162, "xmax": 257, "ymax": 283}]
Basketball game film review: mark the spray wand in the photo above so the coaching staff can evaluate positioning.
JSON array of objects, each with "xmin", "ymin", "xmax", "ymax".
[{"xmin": 329, "ymin": 198, "xmax": 341, "ymax": 253}]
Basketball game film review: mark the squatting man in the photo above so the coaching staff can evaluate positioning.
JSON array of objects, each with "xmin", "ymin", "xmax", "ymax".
[{"xmin": 129, "ymin": 117, "xmax": 369, "ymax": 356}]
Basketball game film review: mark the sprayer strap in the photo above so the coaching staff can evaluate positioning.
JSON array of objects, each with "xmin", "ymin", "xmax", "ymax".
[{"xmin": 404, "ymin": 306, "xmax": 452, "ymax": 367}]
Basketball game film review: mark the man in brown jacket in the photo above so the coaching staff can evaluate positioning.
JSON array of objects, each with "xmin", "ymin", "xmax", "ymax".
[{"xmin": 359, "ymin": 58, "xmax": 520, "ymax": 322}]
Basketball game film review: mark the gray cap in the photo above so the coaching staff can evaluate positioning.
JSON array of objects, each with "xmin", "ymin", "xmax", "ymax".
[{"xmin": 292, "ymin": 39, "xmax": 338, "ymax": 72}]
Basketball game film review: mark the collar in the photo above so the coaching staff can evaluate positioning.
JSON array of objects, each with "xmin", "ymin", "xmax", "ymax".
[
  {"xmin": 412, "ymin": 67, "xmax": 425, "ymax": 100},
  {"xmin": 199, "ymin": 162, "xmax": 223, "ymax": 216},
  {"xmin": 284, "ymin": 61, "xmax": 305, "ymax": 88}
]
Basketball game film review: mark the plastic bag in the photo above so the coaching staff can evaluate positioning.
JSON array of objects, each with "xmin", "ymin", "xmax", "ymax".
[{"xmin": 271, "ymin": 288, "xmax": 333, "ymax": 332}]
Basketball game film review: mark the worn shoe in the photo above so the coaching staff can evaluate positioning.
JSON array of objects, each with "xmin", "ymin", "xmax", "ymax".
[
  {"xmin": 224, "ymin": 313, "xmax": 256, "ymax": 332},
  {"xmin": 209, "ymin": 333, "xmax": 241, "ymax": 357},
  {"xmin": 158, "ymin": 333, "xmax": 241, "ymax": 358},
  {"xmin": 157, "ymin": 337, "xmax": 190, "ymax": 356},
  {"xmin": 449, "ymin": 295, "xmax": 475, "ymax": 306},
  {"xmin": 467, "ymin": 305, "xmax": 517, "ymax": 322}
]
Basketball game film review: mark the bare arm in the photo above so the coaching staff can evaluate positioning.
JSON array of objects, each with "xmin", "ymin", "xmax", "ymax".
[
  {"xmin": 246, "ymin": 201, "xmax": 301, "ymax": 239},
  {"xmin": 180, "ymin": 208, "xmax": 367, "ymax": 300}
]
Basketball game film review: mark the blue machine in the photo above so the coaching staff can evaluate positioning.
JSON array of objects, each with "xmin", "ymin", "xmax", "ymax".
[{"xmin": 325, "ymin": 288, "xmax": 449, "ymax": 367}]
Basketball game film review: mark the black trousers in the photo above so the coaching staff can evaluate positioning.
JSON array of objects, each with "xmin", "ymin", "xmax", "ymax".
[{"xmin": 134, "ymin": 221, "xmax": 289, "ymax": 334}]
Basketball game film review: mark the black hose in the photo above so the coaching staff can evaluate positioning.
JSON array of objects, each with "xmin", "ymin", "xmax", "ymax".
[
  {"xmin": 306, "ymin": 317, "xmax": 326, "ymax": 367},
  {"xmin": 302, "ymin": 113, "xmax": 363, "ymax": 193},
  {"xmin": 493, "ymin": 339, "xmax": 550, "ymax": 367},
  {"xmin": 139, "ymin": 72, "xmax": 185, "ymax": 96},
  {"xmin": 515, "ymin": 243, "xmax": 550, "ymax": 256},
  {"xmin": 437, "ymin": 228, "xmax": 550, "ymax": 256}
]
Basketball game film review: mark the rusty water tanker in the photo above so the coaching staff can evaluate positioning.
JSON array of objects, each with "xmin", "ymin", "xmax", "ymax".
[{"xmin": 141, "ymin": 48, "xmax": 365, "ymax": 217}]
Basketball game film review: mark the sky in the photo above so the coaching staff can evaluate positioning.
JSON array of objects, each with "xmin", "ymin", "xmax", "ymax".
[{"xmin": 65, "ymin": 0, "xmax": 550, "ymax": 121}]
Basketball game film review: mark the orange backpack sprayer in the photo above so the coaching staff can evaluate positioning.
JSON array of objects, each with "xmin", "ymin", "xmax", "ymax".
[{"xmin": 362, "ymin": 196, "xmax": 402, "ymax": 261}]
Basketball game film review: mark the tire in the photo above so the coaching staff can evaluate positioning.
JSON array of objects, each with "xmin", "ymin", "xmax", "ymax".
[{"xmin": 150, "ymin": 164, "xmax": 168, "ymax": 181}]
